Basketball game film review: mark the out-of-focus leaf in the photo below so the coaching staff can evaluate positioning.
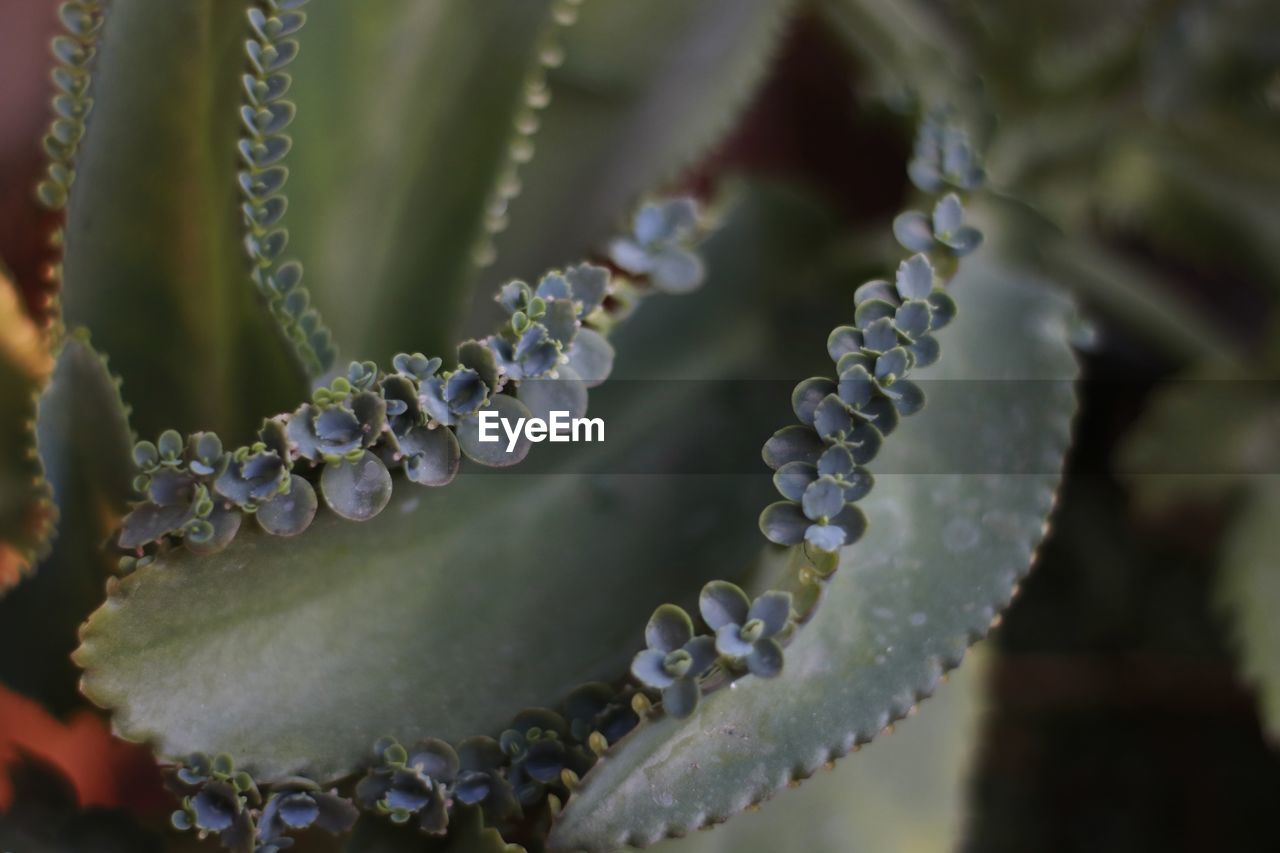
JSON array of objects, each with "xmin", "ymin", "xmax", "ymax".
[
  {"xmin": 1217, "ymin": 478, "xmax": 1280, "ymax": 743},
  {"xmin": 61, "ymin": 0, "xmax": 304, "ymax": 439},
  {"xmin": 647, "ymin": 650, "xmax": 990, "ymax": 853},
  {"xmin": 548, "ymin": 261, "xmax": 1079, "ymax": 850},
  {"xmin": 484, "ymin": 0, "xmax": 794, "ymax": 298},
  {"xmin": 1004, "ymin": 219, "xmax": 1236, "ymax": 364},
  {"xmin": 1119, "ymin": 369, "xmax": 1279, "ymax": 512},
  {"xmin": 818, "ymin": 0, "xmax": 959, "ymax": 101},
  {"xmin": 284, "ymin": 0, "xmax": 558, "ymax": 363},
  {"xmin": 74, "ymin": 185, "xmax": 838, "ymax": 784},
  {"xmin": 0, "ymin": 685, "xmax": 164, "ymax": 813},
  {"xmin": 0, "ymin": 754, "xmax": 162, "ymax": 853},
  {"xmin": 0, "ymin": 268, "xmax": 54, "ymax": 593},
  {"xmin": 0, "ymin": 333, "xmax": 134, "ymax": 713}
]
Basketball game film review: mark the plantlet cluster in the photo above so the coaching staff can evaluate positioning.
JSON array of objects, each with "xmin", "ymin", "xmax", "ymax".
[
  {"xmin": 238, "ymin": 0, "xmax": 336, "ymax": 376},
  {"xmin": 35, "ymin": 0, "xmax": 104, "ymax": 213},
  {"xmin": 626, "ymin": 109, "xmax": 988, "ymax": 725},
  {"xmin": 112, "ymin": 0, "xmax": 708, "ymax": 565},
  {"xmin": 114, "ymin": 200, "xmax": 705, "ymax": 563}
]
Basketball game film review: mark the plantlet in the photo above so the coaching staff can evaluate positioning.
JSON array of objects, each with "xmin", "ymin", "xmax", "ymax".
[{"xmin": 0, "ymin": 1, "xmax": 1087, "ymax": 851}]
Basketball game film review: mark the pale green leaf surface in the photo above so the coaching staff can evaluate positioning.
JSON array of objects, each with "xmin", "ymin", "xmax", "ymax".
[
  {"xmin": 284, "ymin": 0, "xmax": 557, "ymax": 363},
  {"xmin": 60, "ymin": 0, "xmax": 304, "ymax": 440},
  {"xmin": 548, "ymin": 262, "xmax": 1079, "ymax": 851}
]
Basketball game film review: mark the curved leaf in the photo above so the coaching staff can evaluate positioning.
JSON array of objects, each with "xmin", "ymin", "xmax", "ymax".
[
  {"xmin": 548, "ymin": 262, "xmax": 1079, "ymax": 850},
  {"xmin": 0, "ymin": 270, "xmax": 54, "ymax": 594},
  {"xmin": 0, "ymin": 332, "xmax": 134, "ymax": 712},
  {"xmin": 61, "ymin": 0, "xmax": 304, "ymax": 439},
  {"xmin": 283, "ymin": 0, "xmax": 558, "ymax": 362},
  {"xmin": 73, "ymin": 185, "xmax": 838, "ymax": 784}
]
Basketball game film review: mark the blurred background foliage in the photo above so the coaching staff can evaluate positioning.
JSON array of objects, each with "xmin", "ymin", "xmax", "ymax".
[{"xmin": 1, "ymin": 0, "xmax": 1279, "ymax": 850}]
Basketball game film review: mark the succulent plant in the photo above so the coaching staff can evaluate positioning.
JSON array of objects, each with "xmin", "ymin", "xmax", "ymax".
[
  {"xmin": 894, "ymin": 193, "xmax": 984, "ymax": 257},
  {"xmin": 257, "ymin": 777, "xmax": 357, "ymax": 848},
  {"xmin": 0, "ymin": 1, "xmax": 1094, "ymax": 851},
  {"xmin": 630, "ymin": 604, "xmax": 719, "ymax": 719},
  {"xmin": 168, "ymin": 753, "xmax": 261, "ymax": 852},
  {"xmin": 699, "ymin": 581, "xmax": 793, "ymax": 677},
  {"xmin": 607, "ymin": 198, "xmax": 706, "ymax": 293},
  {"xmin": 453, "ymin": 736, "xmax": 521, "ymax": 821},
  {"xmin": 355, "ymin": 738, "xmax": 458, "ymax": 834},
  {"xmin": 907, "ymin": 109, "xmax": 986, "ymax": 194}
]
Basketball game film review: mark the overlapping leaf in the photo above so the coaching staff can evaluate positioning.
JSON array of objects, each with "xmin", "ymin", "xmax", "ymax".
[
  {"xmin": 282, "ymin": 0, "xmax": 558, "ymax": 362},
  {"xmin": 0, "ymin": 333, "xmax": 133, "ymax": 713},
  {"xmin": 60, "ymin": 0, "xmax": 304, "ymax": 440},
  {"xmin": 74, "ymin": 186, "xmax": 839, "ymax": 784},
  {"xmin": 548, "ymin": 260, "xmax": 1079, "ymax": 850}
]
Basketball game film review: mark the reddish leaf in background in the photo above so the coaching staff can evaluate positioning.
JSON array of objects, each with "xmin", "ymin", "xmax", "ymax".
[
  {"xmin": 0, "ymin": 685, "xmax": 167, "ymax": 815},
  {"xmin": 686, "ymin": 13, "xmax": 909, "ymax": 227},
  {"xmin": 0, "ymin": 0, "xmax": 64, "ymax": 326}
]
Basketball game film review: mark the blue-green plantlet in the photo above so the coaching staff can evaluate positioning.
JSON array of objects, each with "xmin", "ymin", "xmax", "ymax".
[
  {"xmin": 0, "ymin": 0, "xmax": 1085, "ymax": 850},
  {"xmin": 257, "ymin": 777, "xmax": 358, "ymax": 849},
  {"xmin": 168, "ymin": 753, "xmax": 261, "ymax": 852},
  {"xmin": 894, "ymin": 193, "xmax": 984, "ymax": 257},
  {"xmin": 607, "ymin": 198, "xmax": 707, "ymax": 293},
  {"xmin": 700, "ymin": 582, "xmax": 794, "ymax": 678},
  {"xmin": 630, "ymin": 604, "xmax": 719, "ymax": 718},
  {"xmin": 354, "ymin": 738, "xmax": 459, "ymax": 834}
]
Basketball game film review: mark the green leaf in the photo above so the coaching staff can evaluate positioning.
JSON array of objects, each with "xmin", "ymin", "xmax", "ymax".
[
  {"xmin": 1119, "ymin": 368, "xmax": 1279, "ymax": 513},
  {"xmin": 484, "ymin": 0, "xmax": 794, "ymax": 292},
  {"xmin": 60, "ymin": 0, "xmax": 304, "ymax": 439},
  {"xmin": 647, "ymin": 650, "xmax": 990, "ymax": 853},
  {"xmin": 283, "ymin": 0, "xmax": 559, "ymax": 362},
  {"xmin": 73, "ymin": 184, "xmax": 837, "ymax": 784},
  {"xmin": 0, "ymin": 270, "xmax": 54, "ymax": 594},
  {"xmin": 1217, "ymin": 478, "xmax": 1280, "ymax": 743},
  {"xmin": 547, "ymin": 261, "xmax": 1080, "ymax": 850},
  {"xmin": 0, "ymin": 332, "xmax": 134, "ymax": 713}
]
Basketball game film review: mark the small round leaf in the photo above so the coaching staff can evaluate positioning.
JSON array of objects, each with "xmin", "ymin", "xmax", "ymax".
[
  {"xmin": 455, "ymin": 395, "xmax": 534, "ymax": 467},
  {"xmin": 320, "ymin": 452, "xmax": 393, "ymax": 522},
  {"xmin": 256, "ymin": 475, "xmax": 318, "ymax": 537}
]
